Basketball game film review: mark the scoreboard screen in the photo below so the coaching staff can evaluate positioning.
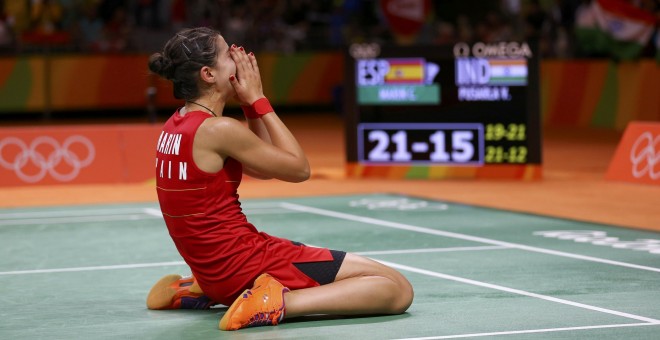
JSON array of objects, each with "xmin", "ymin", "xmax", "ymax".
[{"xmin": 345, "ymin": 42, "xmax": 542, "ymax": 180}]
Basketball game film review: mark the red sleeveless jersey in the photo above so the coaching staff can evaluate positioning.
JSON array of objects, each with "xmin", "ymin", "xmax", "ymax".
[{"xmin": 155, "ymin": 110, "xmax": 331, "ymax": 305}]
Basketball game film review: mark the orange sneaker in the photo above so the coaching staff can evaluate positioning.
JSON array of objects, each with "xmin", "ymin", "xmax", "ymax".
[
  {"xmin": 218, "ymin": 273, "xmax": 290, "ymax": 331},
  {"xmin": 146, "ymin": 274, "xmax": 215, "ymax": 310}
]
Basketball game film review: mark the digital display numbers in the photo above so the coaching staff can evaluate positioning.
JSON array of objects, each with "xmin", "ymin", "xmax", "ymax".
[
  {"xmin": 359, "ymin": 123, "xmax": 529, "ymax": 164},
  {"xmin": 359, "ymin": 123, "xmax": 483, "ymax": 164}
]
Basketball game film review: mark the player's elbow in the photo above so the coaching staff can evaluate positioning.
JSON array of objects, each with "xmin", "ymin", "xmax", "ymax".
[{"xmin": 289, "ymin": 163, "xmax": 310, "ymax": 182}]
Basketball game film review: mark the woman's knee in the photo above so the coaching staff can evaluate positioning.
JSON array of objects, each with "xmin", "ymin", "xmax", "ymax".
[
  {"xmin": 391, "ymin": 275, "xmax": 414, "ymax": 314},
  {"xmin": 337, "ymin": 253, "xmax": 414, "ymax": 314}
]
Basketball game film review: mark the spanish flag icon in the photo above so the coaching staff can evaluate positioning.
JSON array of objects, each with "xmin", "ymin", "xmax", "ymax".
[{"xmin": 384, "ymin": 58, "xmax": 425, "ymax": 84}]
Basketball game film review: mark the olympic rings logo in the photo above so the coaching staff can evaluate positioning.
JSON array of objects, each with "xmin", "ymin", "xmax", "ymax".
[
  {"xmin": 0, "ymin": 135, "xmax": 95, "ymax": 183},
  {"xmin": 629, "ymin": 132, "xmax": 660, "ymax": 180}
]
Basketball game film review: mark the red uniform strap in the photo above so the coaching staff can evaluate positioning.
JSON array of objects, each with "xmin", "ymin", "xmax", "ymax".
[{"xmin": 241, "ymin": 98, "xmax": 274, "ymax": 119}]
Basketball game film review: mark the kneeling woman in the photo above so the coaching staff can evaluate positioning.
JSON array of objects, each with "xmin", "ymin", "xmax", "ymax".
[{"xmin": 145, "ymin": 27, "xmax": 413, "ymax": 331}]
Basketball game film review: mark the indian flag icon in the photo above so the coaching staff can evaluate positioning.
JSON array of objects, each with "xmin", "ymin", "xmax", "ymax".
[{"xmin": 487, "ymin": 59, "xmax": 527, "ymax": 86}]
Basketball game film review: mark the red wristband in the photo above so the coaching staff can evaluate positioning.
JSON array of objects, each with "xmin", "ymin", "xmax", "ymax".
[{"xmin": 241, "ymin": 98, "xmax": 273, "ymax": 119}]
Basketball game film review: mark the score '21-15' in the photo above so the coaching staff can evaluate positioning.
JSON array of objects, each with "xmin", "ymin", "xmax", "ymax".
[{"xmin": 367, "ymin": 129, "xmax": 476, "ymax": 163}]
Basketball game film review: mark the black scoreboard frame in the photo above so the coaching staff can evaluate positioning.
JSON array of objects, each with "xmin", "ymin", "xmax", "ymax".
[{"xmin": 343, "ymin": 41, "xmax": 542, "ymax": 179}]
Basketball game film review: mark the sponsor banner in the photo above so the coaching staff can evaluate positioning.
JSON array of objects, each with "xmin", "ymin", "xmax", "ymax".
[
  {"xmin": 0, "ymin": 124, "xmax": 162, "ymax": 186},
  {"xmin": 605, "ymin": 121, "xmax": 660, "ymax": 185}
]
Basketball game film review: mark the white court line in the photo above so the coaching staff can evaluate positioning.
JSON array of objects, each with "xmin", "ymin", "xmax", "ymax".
[
  {"xmin": 0, "ymin": 204, "xmax": 283, "ymax": 220},
  {"xmin": 0, "ymin": 214, "xmax": 158, "ymax": 226},
  {"xmin": 357, "ymin": 246, "xmax": 507, "ymax": 256},
  {"xmin": 241, "ymin": 203, "xmax": 287, "ymax": 208},
  {"xmin": 4, "ymin": 254, "xmax": 658, "ymax": 324},
  {"xmin": 142, "ymin": 208, "xmax": 162, "ymax": 217},
  {"xmin": 0, "ymin": 207, "xmax": 294, "ymax": 226},
  {"xmin": 243, "ymin": 209, "xmax": 301, "ymax": 215},
  {"xmin": 394, "ymin": 322, "xmax": 659, "ymax": 340},
  {"xmin": 143, "ymin": 207, "xmax": 299, "ymax": 217},
  {"xmin": 377, "ymin": 259, "xmax": 660, "ymax": 324},
  {"xmin": 0, "ymin": 261, "xmax": 186, "ymax": 275},
  {"xmin": 280, "ymin": 203, "xmax": 660, "ymax": 273},
  {"xmin": 0, "ymin": 208, "xmax": 154, "ymax": 219},
  {"xmin": 0, "ymin": 246, "xmax": 501, "ymax": 276}
]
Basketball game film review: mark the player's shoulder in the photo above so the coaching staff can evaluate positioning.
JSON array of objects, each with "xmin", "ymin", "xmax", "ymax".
[
  {"xmin": 201, "ymin": 116, "xmax": 243, "ymax": 132},
  {"xmin": 198, "ymin": 116, "xmax": 247, "ymax": 141}
]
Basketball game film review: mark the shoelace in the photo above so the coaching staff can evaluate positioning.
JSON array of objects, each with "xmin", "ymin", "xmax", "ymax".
[{"xmin": 246, "ymin": 312, "xmax": 277, "ymax": 327}]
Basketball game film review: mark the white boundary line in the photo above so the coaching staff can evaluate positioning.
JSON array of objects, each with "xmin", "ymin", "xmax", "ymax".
[
  {"xmin": 0, "ymin": 208, "xmax": 153, "ymax": 219},
  {"xmin": 0, "ymin": 203, "xmax": 283, "ymax": 220},
  {"xmin": 377, "ymin": 259, "xmax": 660, "ymax": 323},
  {"xmin": 0, "ymin": 207, "xmax": 295, "ymax": 226},
  {"xmin": 0, "ymin": 214, "xmax": 158, "ymax": 226},
  {"xmin": 0, "ymin": 246, "xmax": 504, "ymax": 276},
  {"xmin": 0, "ymin": 261, "xmax": 186, "ymax": 275},
  {"xmin": 142, "ymin": 208, "xmax": 163, "ymax": 217},
  {"xmin": 279, "ymin": 203, "xmax": 660, "ymax": 273},
  {"xmin": 357, "ymin": 246, "xmax": 507, "ymax": 256},
  {"xmin": 143, "ymin": 207, "xmax": 299, "ymax": 217},
  {"xmin": 393, "ymin": 322, "xmax": 659, "ymax": 340}
]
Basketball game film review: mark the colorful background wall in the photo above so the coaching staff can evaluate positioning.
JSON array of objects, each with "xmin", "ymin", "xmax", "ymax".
[
  {"xmin": 0, "ymin": 52, "xmax": 344, "ymax": 112},
  {"xmin": 540, "ymin": 60, "xmax": 659, "ymax": 130},
  {"xmin": 0, "ymin": 53, "xmax": 658, "ymax": 129}
]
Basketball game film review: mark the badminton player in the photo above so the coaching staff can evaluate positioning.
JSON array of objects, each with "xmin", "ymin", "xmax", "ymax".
[{"xmin": 146, "ymin": 27, "xmax": 413, "ymax": 331}]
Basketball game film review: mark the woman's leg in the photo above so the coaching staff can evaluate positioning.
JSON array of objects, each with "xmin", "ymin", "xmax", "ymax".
[
  {"xmin": 218, "ymin": 252, "xmax": 414, "ymax": 330},
  {"xmin": 283, "ymin": 253, "xmax": 414, "ymax": 318}
]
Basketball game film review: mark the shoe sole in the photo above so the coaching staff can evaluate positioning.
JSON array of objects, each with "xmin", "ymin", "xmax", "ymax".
[{"xmin": 146, "ymin": 274, "xmax": 182, "ymax": 310}]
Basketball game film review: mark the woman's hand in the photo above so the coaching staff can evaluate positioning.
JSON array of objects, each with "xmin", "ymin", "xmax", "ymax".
[{"xmin": 228, "ymin": 45, "xmax": 265, "ymax": 106}]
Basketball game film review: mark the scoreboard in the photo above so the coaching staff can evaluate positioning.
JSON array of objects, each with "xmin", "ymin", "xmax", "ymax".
[{"xmin": 344, "ymin": 42, "xmax": 542, "ymax": 180}]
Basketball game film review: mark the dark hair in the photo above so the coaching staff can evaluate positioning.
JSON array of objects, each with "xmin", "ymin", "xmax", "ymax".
[{"xmin": 148, "ymin": 27, "xmax": 221, "ymax": 100}]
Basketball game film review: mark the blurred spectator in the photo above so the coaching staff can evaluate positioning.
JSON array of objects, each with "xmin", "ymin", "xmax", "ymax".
[
  {"xmin": 3, "ymin": 0, "xmax": 29, "ymax": 39},
  {"xmin": 170, "ymin": 0, "xmax": 186, "ymax": 32},
  {"xmin": 222, "ymin": 3, "xmax": 249, "ymax": 47},
  {"xmin": 524, "ymin": 0, "xmax": 551, "ymax": 56},
  {"xmin": 76, "ymin": 2, "xmax": 104, "ymax": 52},
  {"xmin": 99, "ymin": 5, "xmax": 130, "ymax": 52},
  {"xmin": 22, "ymin": 0, "xmax": 71, "ymax": 48},
  {"xmin": 29, "ymin": 0, "xmax": 64, "ymax": 34},
  {"xmin": 524, "ymin": 0, "xmax": 548, "ymax": 40},
  {"xmin": 282, "ymin": 0, "xmax": 310, "ymax": 50},
  {"xmin": 432, "ymin": 21, "xmax": 457, "ymax": 45},
  {"xmin": 135, "ymin": 0, "xmax": 161, "ymax": 29},
  {"xmin": 0, "ymin": 0, "xmax": 654, "ymax": 59},
  {"xmin": 0, "ymin": 0, "xmax": 15, "ymax": 51},
  {"xmin": 455, "ymin": 15, "xmax": 475, "ymax": 42}
]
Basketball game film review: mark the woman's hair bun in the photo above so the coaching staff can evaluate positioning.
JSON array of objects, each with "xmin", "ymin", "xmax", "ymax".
[{"xmin": 148, "ymin": 52, "xmax": 175, "ymax": 79}]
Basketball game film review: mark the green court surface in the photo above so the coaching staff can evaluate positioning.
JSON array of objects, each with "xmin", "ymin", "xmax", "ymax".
[{"xmin": 1, "ymin": 193, "xmax": 659, "ymax": 339}]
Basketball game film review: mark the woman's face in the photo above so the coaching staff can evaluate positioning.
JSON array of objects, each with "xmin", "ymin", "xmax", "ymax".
[{"xmin": 210, "ymin": 35, "xmax": 236, "ymax": 98}]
